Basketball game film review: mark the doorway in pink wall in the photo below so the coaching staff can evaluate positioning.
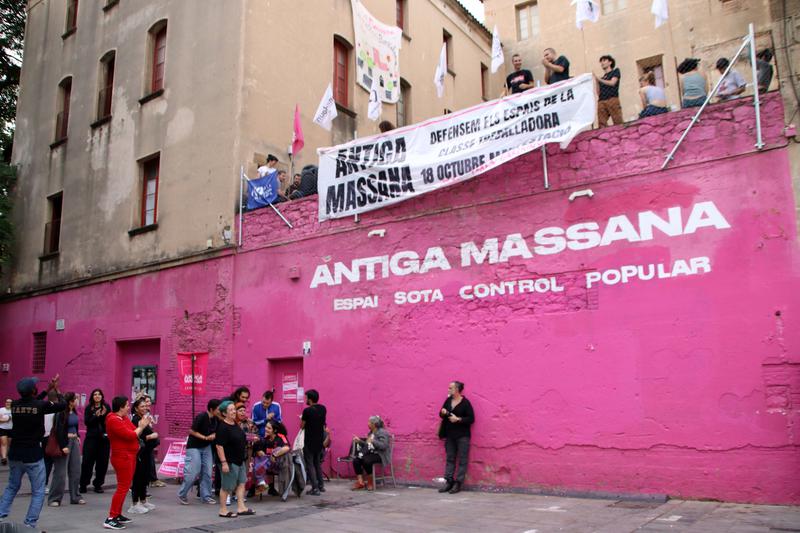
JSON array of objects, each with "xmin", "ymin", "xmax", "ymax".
[
  {"xmin": 267, "ymin": 357, "xmax": 304, "ymax": 441},
  {"xmin": 115, "ymin": 339, "xmax": 162, "ymax": 426}
]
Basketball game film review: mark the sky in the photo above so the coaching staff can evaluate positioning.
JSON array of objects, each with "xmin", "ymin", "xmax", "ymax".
[{"xmin": 460, "ymin": 0, "xmax": 486, "ymax": 22}]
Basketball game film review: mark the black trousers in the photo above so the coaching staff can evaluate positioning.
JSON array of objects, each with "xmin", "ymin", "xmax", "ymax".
[
  {"xmin": 41, "ymin": 437, "xmax": 54, "ymax": 484},
  {"xmin": 303, "ymin": 447, "xmax": 323, "ymax": 490},
  {"xmin": 353, "ymin": 452, "xmax": 382, "ymax": 476},
  {"xmin": 148, "ymin": 449, "xmax": 158, "ymax": 481},
  {"xmin": 131, "ymin": 453, "xmax": 151, "ymax": 503},
  {"xmin": 444, "ymin": 435, "xmax": 470, "ymax": 483},
  {"xmin": 80, "ymin": 436, "xmax": 110, "ymax": 489}
]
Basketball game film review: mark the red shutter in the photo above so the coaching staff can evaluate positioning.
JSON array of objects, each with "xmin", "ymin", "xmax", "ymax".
[
  {"xmin": 142, "ymin": 158, "xmax": 160, "ymax": 226},
  {"xmin": 396, "ymin": 0, "xmax": 404, "ymax": 31},
  {"xmin": 152, "ymin": 28, "xmax": 167, "ymax": 92},
  {"xmin": 333, "ymin": 41, "xmax": 348, "ymax": 107}
]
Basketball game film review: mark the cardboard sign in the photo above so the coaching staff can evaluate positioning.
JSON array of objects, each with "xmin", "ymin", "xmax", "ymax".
[{"xmin": 158, "ymin": 441, "xmax": 186, "ymax": 478}]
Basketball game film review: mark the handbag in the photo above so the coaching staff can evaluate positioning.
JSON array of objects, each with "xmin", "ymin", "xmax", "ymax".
[
  {"xmin": 292, "ymin": 429, "xmax": 305, "ymax": 451},
  {"xmin": 45, "ymin": 431, "xmax": 64, "ymax": 458}
]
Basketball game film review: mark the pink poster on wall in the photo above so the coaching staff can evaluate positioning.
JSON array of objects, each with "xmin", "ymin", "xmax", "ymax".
[
  {"xmin": 177, "ymin": 352, "xmax": 208, "ymax": 396},
  {"xmin": 282, "ymin": 372, "xmax": 298, "ymax": 402}
]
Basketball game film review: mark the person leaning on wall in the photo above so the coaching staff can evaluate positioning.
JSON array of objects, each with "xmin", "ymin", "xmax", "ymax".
[{"xmin": 437, "ymin": 380, "xmax": 474, "ymax": 495}]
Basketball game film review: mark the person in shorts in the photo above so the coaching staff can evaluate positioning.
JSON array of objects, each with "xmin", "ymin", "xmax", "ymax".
[{"xmin": 214, "ymin": 401, "xmax": 254, "ymax": 518}]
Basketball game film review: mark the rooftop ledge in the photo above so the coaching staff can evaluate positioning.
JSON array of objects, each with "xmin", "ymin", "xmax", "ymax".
[{"xmin": 242, "ymin": 92, "xmax": 787, "ymax": 251}]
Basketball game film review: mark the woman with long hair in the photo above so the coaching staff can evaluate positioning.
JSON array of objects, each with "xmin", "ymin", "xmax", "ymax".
[
  {"xmin": 103, "ymin": 396, "xmax": 150, "ymax": 530},
  {"xmin": 80, "ymin": 389, "xmax": 110, "ymax": 494},
  {"xmin": 48, "ymin": 392, "xmax": 85, "ymax": 506},
  {"xmin": 128, "ymin": 398, "xmax": 158, "ymax": 515},
  {"xmin": 253, "ymin": 420, "xmax": 290, "ymax": 495},
  {"xmin": 638, "ymin": 72, "xmax": 669, "ymax": 118}
]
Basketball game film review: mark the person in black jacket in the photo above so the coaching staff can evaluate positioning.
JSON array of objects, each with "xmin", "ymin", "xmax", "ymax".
[
  {"xmin": 289, "ymin": 165, "xmax": 318, "ymax": 199},
  {"xmin": 437, "ymin": 381, "xmax": 475, "ymax": 494},
  {"xmin": 80, "ymin": 388, "xmax": 110, "ymax": 494},
  {"xmin": 0, "ymin": 375, "xmax": 67, "ymax": 529},
  {"xmin": 48, "ymin": 392, "xmax": 84, "ymax": 506}
]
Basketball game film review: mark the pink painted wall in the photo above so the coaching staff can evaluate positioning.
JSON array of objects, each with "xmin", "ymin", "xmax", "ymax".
[{"xmin": 1, "ymin": 93, "xmax": 798, "ymax": 503}]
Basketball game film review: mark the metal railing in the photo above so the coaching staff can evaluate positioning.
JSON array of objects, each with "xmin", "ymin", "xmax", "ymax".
[{"xmin": 662, "ymin": 23, "xmax": 763, "ymax": 169}]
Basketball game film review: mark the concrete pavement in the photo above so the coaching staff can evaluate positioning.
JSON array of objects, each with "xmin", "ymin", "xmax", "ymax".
[{"xmin": 0, "ymin": 474, "xmax": 798, "ymax": 532}]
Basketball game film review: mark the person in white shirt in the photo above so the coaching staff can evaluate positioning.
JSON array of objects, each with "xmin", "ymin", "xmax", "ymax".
[
  {"xmin": 716, "ymin": 58, "xmax": 746, "ymax": 101},
  {"xmin": 257, "ymin": 154, "xmax": 279, "ymax": 178},
  {"xmin": 0, "ymin": 398, "xmax": 12, "ymax": 465}
]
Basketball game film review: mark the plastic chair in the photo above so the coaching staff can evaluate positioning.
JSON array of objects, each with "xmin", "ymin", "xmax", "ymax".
[{"xmin": 372, "ymin": 434, "xmax": 396, "ymax": 489}]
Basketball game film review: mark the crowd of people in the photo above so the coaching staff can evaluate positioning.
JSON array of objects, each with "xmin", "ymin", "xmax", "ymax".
[
  {"xmin": 503, "ymin": 47, "xmax": 775, "ymax": 127},
  {"xmin": 255, "ymin": 154, "xmax": 319, "ymax": 204},
  {"xmin": 0, "ymin": 375, "xmax": 476, "ymax": 530}
]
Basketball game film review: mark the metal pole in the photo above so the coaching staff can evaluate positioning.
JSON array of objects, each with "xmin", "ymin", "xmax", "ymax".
[
  {"xmin": 268, "ymin": 202, "xmax": 294, "ymax": 228},
  {"xmin": 537, "ymin": 81, "xmax": 550, "ymax": 189},
  {"xmin": 191, "ymin": 354, "xmax": 196, "ymax": 420},
  {"xmin": 749, "ymin": 23, "xmax": 764, "ymax": 149},
  {"xmin": 662, "ymin": 33, "xmax": 752, "ymax": 169},
  {"xmin": 238, "ymin": 166, "xmax": 244, "ymax": 246}
]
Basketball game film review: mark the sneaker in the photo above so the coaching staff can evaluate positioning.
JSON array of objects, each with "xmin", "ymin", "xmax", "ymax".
[
  {"xmin": 48, "ymin": 501, "xmax": 60, "ymax": 507},
  {"xmin": 103, "ymin": 517, "xmax": 126, "ymax": 530},
  {"xmin": 178, "ymin": 495, "xmax": 189, "ymax": 505},
  {"xmin": 142, "ymin": 501, "xmax": 155, "ymax": 510},
  {"xmin": 307, "ymin": 488, "xmax": 321, "ymax": 496},
  {"xmin": 319, "ymin": 486, "xmax": 326, "ymax": 493},
  {"xmin": 126, "ymin": 503, "xmax": 148, "ymax": 514},
  {"xmin": 203, "ymin": 498, "xmax": 217, "ymax": 505},
  {"xmin": 150, "ymin": 480, "xmax": 167, "ymax": 488},
  {"xmin": 116, "ymin": 515, "xmax": 133, "ymax": 523},
  {"xmin": 93, "ymin": 487, "xmax": 105, "ymax": 494}
]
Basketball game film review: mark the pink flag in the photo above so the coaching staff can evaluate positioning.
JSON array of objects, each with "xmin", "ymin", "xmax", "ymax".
[{"xmin": 292, "ymin": 104, "xmax": 304, "ymax": 156}]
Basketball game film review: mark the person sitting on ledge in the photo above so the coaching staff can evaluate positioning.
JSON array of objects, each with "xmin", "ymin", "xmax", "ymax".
[
  {"xmin": 290, "ymin": 165, "xmax": 318, "ymax": 200},
  {"xmin": 638, "ymin": 72, "xmax": 669, "ymax": 118},
  {"xmin": 677, "ymin": 58, "xmax": 707, "ymax": 108},
  {"xmin": 715, "ymin": 58, "xmax": 746, "ymax": 102},
  {"xmin": 252, "ymin": 420, "xmax": 290, "ymax": 496},
  {"xmin": 350, "ymin": 416, "xmax": 390, "ymax": 491}
]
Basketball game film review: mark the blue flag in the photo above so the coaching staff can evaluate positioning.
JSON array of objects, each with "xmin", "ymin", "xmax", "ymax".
[{"xmin": 246, "ymin": 171, "xmax": 279, "ymax": 209}]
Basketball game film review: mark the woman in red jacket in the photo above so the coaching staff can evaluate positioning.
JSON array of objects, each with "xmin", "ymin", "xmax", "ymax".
[{"xmin": 103, "ymin": 396, "xmax": 149, "ymax": 530}]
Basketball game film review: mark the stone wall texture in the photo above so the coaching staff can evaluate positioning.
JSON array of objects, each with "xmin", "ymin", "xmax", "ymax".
[{"xmin": 1, "ymin": 93, "xmax": 798, "ymax": 504}]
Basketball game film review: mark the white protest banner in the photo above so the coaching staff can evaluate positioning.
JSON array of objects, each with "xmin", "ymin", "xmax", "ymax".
[
  {"xmin": 352, "ymin": 0, "xmax": 402, "ymax": 103},
  {"xmin": 368, "ymin": 72, "xmax": 382, "ymax": 121},
  {"xmin": 651, "ymin": 0, "xmax": 668, "ymax": 28},
  {"xmin": 434, "ymin": 43, "xmax": 447, "ymax": 98},
  {"xmin": 491, "ymin": 25, "xmax": 504, "ymax": 74},
  {"xmin": 317, "ymin": 74, "xmax": 596, "ymax": 222},
  {"xmin": 313, "ymin": 83, "xmax": 338, "ymax": 131}
]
